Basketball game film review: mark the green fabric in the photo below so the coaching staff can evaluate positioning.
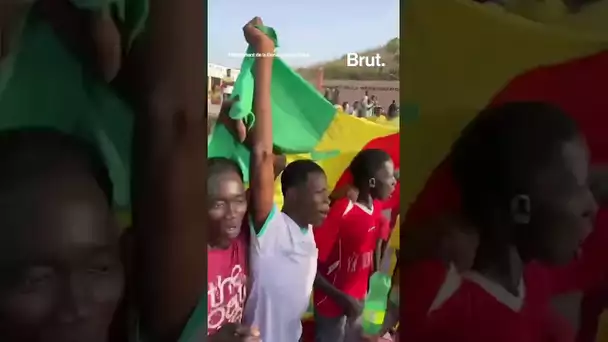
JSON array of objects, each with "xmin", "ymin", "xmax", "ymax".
[
  {"xmin": 0, "ymin": 11, "xmax": 134, "ymax": 209},
  {"xmin": 133, "ymin": 294, "xmax": 207, "ymax": 342},
  {"xmin": 177, "ymin": 295, "xmax": 208, "ymax": 342},
  {"xmin": 71, "ymin": 0, "xmax": 149, "ymax": 50},
  {"xmin": 250, "ymin": 204, "xmax": 278, "ymax": 237},
  {"xmin": 207, "ymin": 25, "xmax": 336, "ymax": 182}
]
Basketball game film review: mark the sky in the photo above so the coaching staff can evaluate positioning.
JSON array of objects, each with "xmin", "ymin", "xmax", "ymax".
[{"xmin": 208, "ymin": 0, "xmax": 399, "ymax": 68}]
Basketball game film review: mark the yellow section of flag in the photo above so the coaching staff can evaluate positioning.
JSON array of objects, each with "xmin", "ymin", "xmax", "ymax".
[
  {"xmin": 388, "ymin": 216, "xmax": 400, "ymax": 280},
  {"xmin": 401, "ymin": 0, "xmax": 608, "ymax": 218},
  {"xmin": 274, "ymin": 113, "xmax": 398, "ymax": 209},
  {"xmin": 597, "ymin": 310, "xmax": 608, "ymax": 342}
]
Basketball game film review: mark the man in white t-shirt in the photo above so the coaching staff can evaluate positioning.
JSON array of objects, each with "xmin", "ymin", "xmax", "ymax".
[
  {"xmin": 362, "ymin": 91, "xmax": 369, "ymax": 105},
  {"xmin": 244, "ymin": 160, "xmax": 331, "ymax": 342},
  {"xmin": 360, "ymin": 91, "xmax": 369, "ymax": 116}
]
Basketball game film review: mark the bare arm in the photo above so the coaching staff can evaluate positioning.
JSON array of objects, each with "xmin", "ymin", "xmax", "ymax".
[
  {"xmin": 377, "ymin": 257, "xmax": 400, "ymax": 337},
  {"xmin": 314, "ymin": 273, "xmax": 357, "ymax": 311},
  {"xmin": 374, "ymin": 239, "xmax": 383, "ymax": 271},
  {"xmin": 245, "ymin": 18, "xmax": 276, "ymax": 232},
  {"xmin": 127, "ymin": 0, "xmax": 205, "ymax": 340}
]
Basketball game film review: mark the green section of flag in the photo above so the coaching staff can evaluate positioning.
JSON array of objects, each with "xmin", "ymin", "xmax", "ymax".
[
  {"xmin": 208, "ymin": 26, "xmax": 337, "ymax": 182},
  {"xmin": 0, "ymin": 12, "xmax": 133, "ymax": 209},
  {"xmin": 310, "ymin": 150, "xmax": 340, "ymax": 161},
  {"xmin": 401, "ymin": 103, "xmax": 420, "ymax": 124},
  {"xmin": 70, "ymin": 0, "xmax": 148, "ymax": 50}
]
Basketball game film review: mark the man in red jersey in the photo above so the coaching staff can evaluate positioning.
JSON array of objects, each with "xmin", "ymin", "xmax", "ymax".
[
  {"xmin": 400, "ymin": 50, "xmax": 608, "ymax": 342},
  {"xmin": 577, "ymin": 169, "xmax": 608, "ymax": 342},
  {"xmin": 313, "ymin": 149, "xmax": 396, "ymax": 342},
  {"xmin": 486, "ymin": 50, "xmax": 608, "ymax": 342},
  {"xmin": 402, "ymin": 102, "xmax": 601, "ymax": 342}
]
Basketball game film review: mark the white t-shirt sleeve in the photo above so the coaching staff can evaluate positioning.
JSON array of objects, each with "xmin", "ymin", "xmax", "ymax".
[{"xmin": 249, "ymin": 204, "xmax": 283, "ymax": 252}]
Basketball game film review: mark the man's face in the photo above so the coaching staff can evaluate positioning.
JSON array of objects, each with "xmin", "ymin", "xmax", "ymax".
[{"xmin": 296, "ymin": 172, "xmax": 330, "ymax": 226}]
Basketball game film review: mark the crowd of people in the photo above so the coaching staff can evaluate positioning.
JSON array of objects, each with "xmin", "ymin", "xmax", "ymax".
[
  {"xmin": 324, "ymin": 89, "xmax": 399, "ymax": 120},
  {"xmin": 339, "ymin": 95, "xmax": 399, "ymax": 119},
  {"xmin": 7, "ymin": 0, "xmax": 608, "ymax": 341},
  {"xmin": 207, "ymin": 18, "xmax": 401, "ymax": 342},
  {"xmin": 0, "ymin": 6, "xmax": 402, "ymax": 341}
]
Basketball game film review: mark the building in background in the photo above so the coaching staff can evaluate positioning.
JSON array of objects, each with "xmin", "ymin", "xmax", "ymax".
[
  {"xmin": 208, "ymin": 63, "xmax": 240, "ymax": 119},
  {"xmin": 208, "ymin": 63, "xmax": 240, "ymax": 98}
]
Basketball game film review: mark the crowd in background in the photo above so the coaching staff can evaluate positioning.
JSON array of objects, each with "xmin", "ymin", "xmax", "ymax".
[{"xmin": 324, "ymin": 89, "xmax": 399, "ymax": 120}]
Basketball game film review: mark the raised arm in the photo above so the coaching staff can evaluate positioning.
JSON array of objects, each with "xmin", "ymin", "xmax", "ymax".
[
  {"xmin": 126, "ymin": 0, "xmax": 205, "ymax": 340},
  {"xmin": 244, "ymin": 18, "xmax": 276, "ymax": 232}
]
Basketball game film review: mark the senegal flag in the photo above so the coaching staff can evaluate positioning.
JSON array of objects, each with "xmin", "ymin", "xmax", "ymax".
[
  {"xmin": 272, "ymin": 115, "xmax": 399, "ymax": 209},
  {"xmin": 401, "ymin": 0, "xmax": 608, "ymax": 225},
  {"xmin": 208, "ymin": 25, "xmax": 342, "ymax": 182}
]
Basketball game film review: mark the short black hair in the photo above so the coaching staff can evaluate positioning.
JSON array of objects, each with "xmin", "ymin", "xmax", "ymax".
[
  {"xmin": 281, "ymin": 159, "xmax": 324, "ymax": 195},
  {"xmin": 349, "ymin": 149, "xmax": 392, "ymax": 188},
  {"xmin": 451, "ymin": 101, "xmax": 580, "ymax": 228},
  {"xmin": 208, "ymin": 157, "xmax": 243, "ymax": 180},
  {"xmin": 0, "ymin": 128, "xmax": 113, "ymax": 204}
]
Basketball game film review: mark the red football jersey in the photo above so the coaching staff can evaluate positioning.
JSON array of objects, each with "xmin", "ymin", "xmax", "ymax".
[
  {"xmin": 402, "ymin": 50, "xmax": 608, "ymax": 342},
  {"xmin": 314, "ymin": 198, "xmax": 387, "ymax": 317},
  {"xmin": 403, "ymin": 208, "xmax": 608, "ymax": 342},
  {"xmin": 402, "ymin": 261, "xmax": 576, "ymax": 342}
]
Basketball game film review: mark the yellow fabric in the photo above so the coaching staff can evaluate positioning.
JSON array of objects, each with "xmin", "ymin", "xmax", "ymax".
[
  {"xmin": 315, "ymin": 112, "xmax": 398, "ymax": 153},
  {"xmin": 116, "ymin": 210, "xmax": 132, "ymax": 229},
  {"xmin": 597, "ymin": 309, "xmax": 608, "ymax": 342},
  {"xmin": 365, "ymin": 116, "xmax": 400, "ymax": 129},
  {"xmin": 554, "ymin": 1, "xmax": 608, "ymax": 35},
  {"xmin": 302, "ymin": 303, "xmax": 313, "ymax": 321},
  {"xmin": 504, "ymin": 0, "xmax": 608, "ymax": 34},
  {"xmin": 401, "ymin": 0, "xmax": 608, "ymax": 219},
  {"xmin": 366, "ymin": 116, "xmax": 387, "ymax": 124},
  {"xmin": 274, "ymin": 113, "xmax": 398, "ymax": 209},
  {"xmin": 387, "ymin": 117, "xmax": 399, "ymax": 128},
  {"xmin": 388, "ymin": 216, "xmax": 400, "ymax": 279},
  {"xmin": 504, "ymin": 0, "xmax": 568, "ymax": 22}
]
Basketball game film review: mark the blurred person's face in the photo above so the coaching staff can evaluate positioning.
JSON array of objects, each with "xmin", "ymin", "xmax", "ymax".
[{"xmin": 0, "ymin": 170, "xmax": 123, "ymax": 342}]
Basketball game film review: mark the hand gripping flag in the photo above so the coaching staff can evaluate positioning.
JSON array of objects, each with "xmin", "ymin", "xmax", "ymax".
[{"xmin": 207, "ymin": 25, "xmax": 338, "ymax": 182}]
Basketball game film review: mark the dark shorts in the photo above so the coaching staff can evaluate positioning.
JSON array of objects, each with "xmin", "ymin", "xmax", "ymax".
[{"xmin": 314, "ymin": 312, "xmax": 362, "ymax": 342}]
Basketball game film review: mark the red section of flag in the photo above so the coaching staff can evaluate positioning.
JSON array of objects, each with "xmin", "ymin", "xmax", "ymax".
[
  {"xmin": 401, "ymin": 49, "xmax": 608, "ymax": 342},
  {"xmin": 404, "ymin": 50, "xmax": 608, "ymax": 229}
]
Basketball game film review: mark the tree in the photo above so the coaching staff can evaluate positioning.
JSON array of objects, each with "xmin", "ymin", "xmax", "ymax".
[
  {"xmin": 297, "ymin": 38, "xmax": 401, "ymax": 81},
  {"xmin": 386, "ymin": 38, "xmax": 400, "ymax": 54},
  {"xmin": 386, "ymin": 38, "xmax": 400, "ymax": 62}
]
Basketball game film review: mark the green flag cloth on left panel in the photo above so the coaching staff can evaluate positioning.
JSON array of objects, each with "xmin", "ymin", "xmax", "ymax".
[{"xmin": 0, "ymin": 9, "xmax": 143, "ymax": 210}]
